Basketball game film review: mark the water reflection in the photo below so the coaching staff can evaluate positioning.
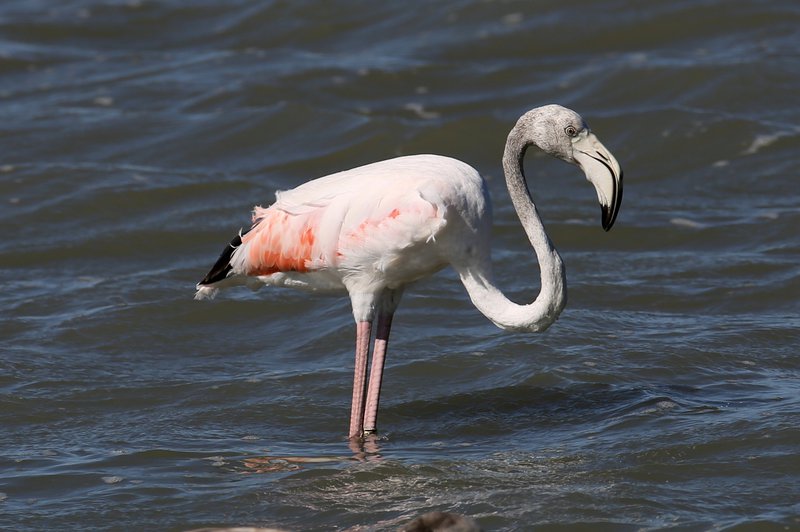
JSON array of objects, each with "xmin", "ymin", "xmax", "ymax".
[{"xmin": 349, "ymin": 432, "xmax": 383, "ymax": 459}]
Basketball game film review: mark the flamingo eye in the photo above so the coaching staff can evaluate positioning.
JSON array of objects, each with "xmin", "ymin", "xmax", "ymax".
[{"xmin": 565, "ymin": 125, "xmax": 578, "ymax": 137}]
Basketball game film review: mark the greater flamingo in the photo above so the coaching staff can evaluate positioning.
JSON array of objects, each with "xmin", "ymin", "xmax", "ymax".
[{"xmin": 196, "ymin": 104, "xmax": 623, "ymax": 440}]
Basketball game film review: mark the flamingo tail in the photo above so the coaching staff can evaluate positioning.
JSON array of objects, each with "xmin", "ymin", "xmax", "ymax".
[{"xmin": 195, "ymin": 227, "xmax": 251, "ymax": 299}]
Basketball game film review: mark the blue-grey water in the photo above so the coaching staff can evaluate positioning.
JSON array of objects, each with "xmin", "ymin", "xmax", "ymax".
[{"xmin": 1, "ymin": 1, "xmax": 799, "ymax": 530}]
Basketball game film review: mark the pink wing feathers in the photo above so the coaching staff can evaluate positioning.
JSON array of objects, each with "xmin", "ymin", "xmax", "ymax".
[
  {"xmin": 236, "ymin": 207, "xmax": 321, "ymax": 276},
  {"xmin": 226, "ymin": 173, "xmax": 448, "ymax": 285}
]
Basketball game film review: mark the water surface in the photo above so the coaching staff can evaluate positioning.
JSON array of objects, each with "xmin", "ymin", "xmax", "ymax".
[{"xmin": 1, "ymin": 1, "xmax": 799, "ymax": 530}]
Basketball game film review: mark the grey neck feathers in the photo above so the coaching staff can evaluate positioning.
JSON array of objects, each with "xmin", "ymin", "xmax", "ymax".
[{"xmin": 457, "ymin": 119, "xmax": 567, "ymax": 332}]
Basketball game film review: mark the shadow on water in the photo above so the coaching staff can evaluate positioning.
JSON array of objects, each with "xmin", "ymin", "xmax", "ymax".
[
  {"xmin": 384, "ymin": 380, "xmax": 730, "ymax": 445},
  {"xmin": 231, "ymin": 381, "xmax": 729, "ymax": 473},
  {"xmin": 182, "ymin": 383, "xmax": 699, "ymax": 478}
]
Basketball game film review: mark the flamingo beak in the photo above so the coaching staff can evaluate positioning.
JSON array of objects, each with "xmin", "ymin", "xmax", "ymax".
[{"xmin": 573, "ymin": 132, "xmax": 623, "ymax": 231}]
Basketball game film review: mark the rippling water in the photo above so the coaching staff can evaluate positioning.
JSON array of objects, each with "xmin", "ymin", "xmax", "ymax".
[{"xmin": 2, "ymin": 1, "xmax": 799, "ymax": 530}]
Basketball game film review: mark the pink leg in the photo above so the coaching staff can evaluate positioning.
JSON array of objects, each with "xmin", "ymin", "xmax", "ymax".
[
  {"xmin": 349, "ymin": 320, "xmax": 372, "ymax": 440},
  {"xmin": 363, "ymin": 312, "xmax": 394, "ymax": 434}
]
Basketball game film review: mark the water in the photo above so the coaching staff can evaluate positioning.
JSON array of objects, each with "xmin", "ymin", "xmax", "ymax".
[{"xmin": 1, "ymin": 1, "xmax": 799, "ymax": 530}]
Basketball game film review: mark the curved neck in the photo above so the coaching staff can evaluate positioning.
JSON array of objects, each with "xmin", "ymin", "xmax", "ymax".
[{"xmin": 458, "ymin": 123, "xmax": 567, "ymax": 332}]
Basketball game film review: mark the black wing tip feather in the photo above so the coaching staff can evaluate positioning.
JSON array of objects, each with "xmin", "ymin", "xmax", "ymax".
[{"xmin": 198, "ymin": 229, "xmax": 247, "ymax": 286}]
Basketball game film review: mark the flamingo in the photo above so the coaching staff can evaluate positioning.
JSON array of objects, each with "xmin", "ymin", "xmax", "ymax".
[{"xmin": 196, "ymin": 104, "xmax": 623, "ymax": 440}]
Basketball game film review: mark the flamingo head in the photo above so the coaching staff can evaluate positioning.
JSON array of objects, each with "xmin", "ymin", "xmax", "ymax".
[{"xmin": 520, "ymin": 104, "xmax": 624, "ymax": 231}]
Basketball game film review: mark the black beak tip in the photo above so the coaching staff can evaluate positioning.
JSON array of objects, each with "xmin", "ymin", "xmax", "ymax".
[
  {"xmin": 601, "ymin": 205, "xmax": 614, "ymax": 231},
  {"xmin": 600, "ymin": 171, "xmax": 622, "ymax": 231}
]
